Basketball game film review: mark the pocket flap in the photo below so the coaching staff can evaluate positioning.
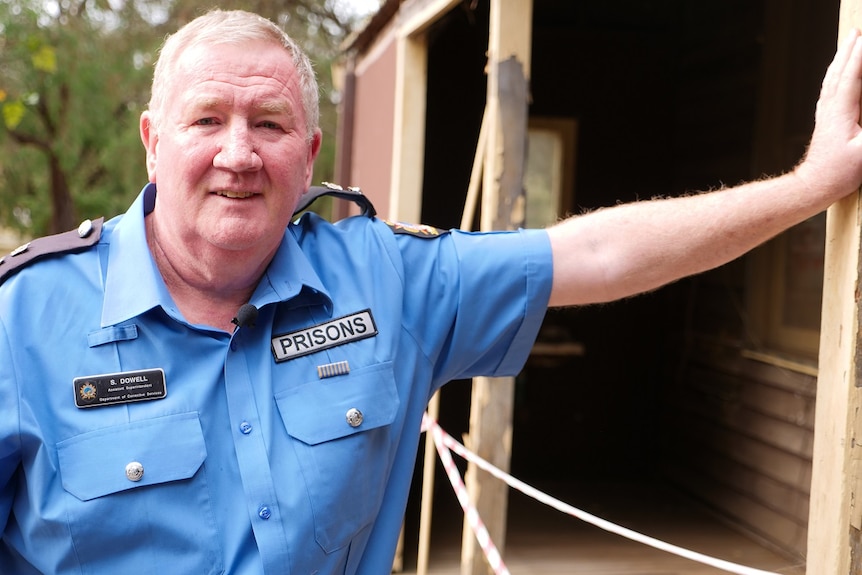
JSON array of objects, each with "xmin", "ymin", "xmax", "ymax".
[
  {"xmin": 57, "ymin": 412, "xmax": 206, "ymax": 501},
  {"xmin": 276, "ymin": 362, "xmax": 399, "ymax": 445}
]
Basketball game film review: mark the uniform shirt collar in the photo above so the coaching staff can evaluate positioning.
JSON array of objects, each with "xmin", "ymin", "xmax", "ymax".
[
  {"xmin": 101, "ymin": 183, "xmax": 332, "ymax": 327},
  {"xmin": 250, "ymin": 223, "xmax": 333, "ymax": 314}
]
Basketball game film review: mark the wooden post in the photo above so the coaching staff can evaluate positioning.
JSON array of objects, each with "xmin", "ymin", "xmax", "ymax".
[
  {"xmin": 389, "ymin": 32, "xmax": 428, "ymax": 224},
  {"xmin": 808, "ymin": 2, "xmax": 862, "ymax": 573},
  {"xmin": 393, "ymin": 4, "xmax": 489, "ymax": 573},
  {"xmin": 461, "ymin": 1, "xmax": 533, "ymax": 574},
  {"xmin": 415, "ymin": 392, "xmax": 439, "ymax": 575}
]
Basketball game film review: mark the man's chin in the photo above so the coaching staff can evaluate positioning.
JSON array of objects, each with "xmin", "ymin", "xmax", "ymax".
[{"xmin": 206, "ymin": 226, "xmax": 282, "ymax": 255}]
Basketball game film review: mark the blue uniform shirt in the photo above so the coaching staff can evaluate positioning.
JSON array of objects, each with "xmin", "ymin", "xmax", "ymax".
[{"xmin": 0, "ymin": 183, "xmax": 552, "ymax": 574}]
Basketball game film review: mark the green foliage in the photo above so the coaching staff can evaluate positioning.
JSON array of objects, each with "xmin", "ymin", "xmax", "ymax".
[
  {"xmin": 0, "ymin": 0, "xmax": 375, "ymax": 235},
  {"xmin": 0, "ymin": 0, "xmax": 158, "ymax": 234}
]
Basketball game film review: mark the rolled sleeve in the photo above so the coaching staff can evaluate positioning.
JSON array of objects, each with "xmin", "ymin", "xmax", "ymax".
[
  {"xmin": 496, "ymin": 228, "xmax": 553, "ymax": 374},
  {"xmin": 449, "ymin": 228, "xmax": 552, "ymax": 377},
  {"xmin": 390, "ymin": 225, "xmax": 552, "ymax": 385}
]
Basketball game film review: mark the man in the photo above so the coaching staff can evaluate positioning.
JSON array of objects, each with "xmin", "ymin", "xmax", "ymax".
[{"xmin": 1, "ymin": 8, "xmax": 861, "ymax": 574}]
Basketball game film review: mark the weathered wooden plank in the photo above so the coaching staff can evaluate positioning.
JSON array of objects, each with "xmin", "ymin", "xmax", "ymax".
[
  {"xmin": 737, "ymin": 382, "xmax": 816, "ymax": 430},
  {"xmin": 807, "ymin": 3, "xmax": 862, "ymax": 572},
  {"xmin": 684, "ymin": 361, "xmax": 816, "ymax": 410},
  {"xmin": 666, "ymin": 463, "xmax": 808, "ymax": 556},
  {"xmin": 398, "ymin": 0, "xmax": 462, "ymax": 37},
  {"xmin": 670, "ymin": 338, "xmax": 816, "ymax": 559},
  {"xmin": 688, "ymin": 337, "xmax": 817, "ymax": 397},
  {"xmin": 668, "ymin": 447, "xmax": 810, "ymax": 523},
  {"xmin": 673, "ymin": 412, "xmax": 812, "ymax": 490},
  {"xmin": 678, "ymin": 395, "xmax": 814, "ymax": 458},
  {"xmin": 462, "ymin": 1, "xmax": 533, "ymax": 573},
  {"xmin": 389, "ymin": 33, "xmax": 427, "ymax": 223}
]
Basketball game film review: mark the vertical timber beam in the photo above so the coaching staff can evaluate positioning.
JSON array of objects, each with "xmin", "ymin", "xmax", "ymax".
[
  {"xmin": 390, "ymin": 0, "xmax": 465, "ymax": 222},
  {"xmin": 461, "ymin": 1, "xmax": 533, "ymax": 574},
  {"xmin": 809, "ymin": 2, "xmax": 862, "ymax": 573},
  {"xmin": 389, "ymin": 31, "xmax": 427, "ymax": 223}
]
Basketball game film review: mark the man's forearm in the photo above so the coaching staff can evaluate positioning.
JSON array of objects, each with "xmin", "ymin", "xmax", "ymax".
[{"xmin": 546, "ymin": 170, "xmax": 844, "ymax": 307}]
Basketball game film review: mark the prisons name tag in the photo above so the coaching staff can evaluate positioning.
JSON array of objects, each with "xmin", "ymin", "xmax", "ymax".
[
  {"xmin": 74, "ymin": 368, "xmax": 167, "ymax": 408},
  {"xmin": 271, "ymin": 309, "xmax": 378, "ymax": 363}
]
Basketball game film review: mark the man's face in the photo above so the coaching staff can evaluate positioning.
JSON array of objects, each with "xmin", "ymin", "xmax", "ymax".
[{"xmin": 140, "ymin": 40, "xmax": 321, "ymax": 254}]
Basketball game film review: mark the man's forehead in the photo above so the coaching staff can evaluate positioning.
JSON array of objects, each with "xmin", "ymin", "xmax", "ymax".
[
  {"xmin": 176, "ymin": 40, "xmax": 296, "ymax": 81},
  {"xmin": 171, "ymin": 46, "xmax": 299, "ymax": 98}
]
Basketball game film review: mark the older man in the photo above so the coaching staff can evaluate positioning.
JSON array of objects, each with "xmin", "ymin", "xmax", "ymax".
[{"xmin": 2, "ymin": 9, "xmax": 862, "ymax": 575}]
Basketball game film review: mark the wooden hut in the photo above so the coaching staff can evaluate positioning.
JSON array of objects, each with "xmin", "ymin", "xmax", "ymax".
[{"xmin": 331, "ymin": 1, "xmax": 861, "ymax": 573}]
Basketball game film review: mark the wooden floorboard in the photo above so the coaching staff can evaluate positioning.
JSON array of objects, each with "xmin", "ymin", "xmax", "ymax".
[{"xmin": 397, "ymin": 481, "xmax": 806, "ymax": 575}]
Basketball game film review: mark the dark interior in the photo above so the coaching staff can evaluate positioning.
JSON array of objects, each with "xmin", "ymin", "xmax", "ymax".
[{"xmin": 402, "ymin": 0, "xmax": 839, "ymax": 567}]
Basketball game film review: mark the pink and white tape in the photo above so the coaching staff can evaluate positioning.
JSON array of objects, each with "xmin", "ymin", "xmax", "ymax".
[
  {"xmin": 421, "ymin": 412, "xmax": 782, "ymax": 575},
  {"xmin": 424, "ymin": 413, "xmax": 511, "ymax": 575}
]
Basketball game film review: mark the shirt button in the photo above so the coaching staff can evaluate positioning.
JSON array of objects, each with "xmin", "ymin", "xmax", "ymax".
[
  {"xmin": 258, "ymin": 505, "xmax": 272, "ymax": 520},
  {"xmin": 125, "ymin": 461, "xmax": 144, "ymax": 482},
  {"xmin": 346, "ymin": 408, "xmax": 364, "ymax": 428},
  {"xmin": 230, "ymin": 341, "xmax": 238, "ymax": 351},
  {"xmin": 239, "ymin": 421, "xmax": 253, "ymax": 435}
]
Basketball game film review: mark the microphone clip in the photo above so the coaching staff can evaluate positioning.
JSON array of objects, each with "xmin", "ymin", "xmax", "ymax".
[{"xmin": 232, "ymin": 303, "xmax": 259, "ymax": 330}]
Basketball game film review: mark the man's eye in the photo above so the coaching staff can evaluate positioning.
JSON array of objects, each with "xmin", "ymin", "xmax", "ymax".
[
  {"xmin": 195, "ymin": 118, "xmax": 217, "ymax": 126},
  {"xmin": 259, "ymin": 121, "xmax": 281, "ymax": 130}
]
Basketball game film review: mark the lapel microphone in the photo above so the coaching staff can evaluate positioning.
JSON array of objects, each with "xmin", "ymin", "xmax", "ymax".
[{"xmin": 231, "ymin": 303, "xmax": 259, "ymax": 330}]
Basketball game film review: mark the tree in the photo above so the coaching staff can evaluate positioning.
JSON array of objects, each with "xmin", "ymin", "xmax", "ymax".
[
  {"xmin": 0, "ymin": 0, "xmax": 157, "ymax": 234},
  {"xmin": 0, "ymin": 0, "xmax": 377, "ymax": 236}
]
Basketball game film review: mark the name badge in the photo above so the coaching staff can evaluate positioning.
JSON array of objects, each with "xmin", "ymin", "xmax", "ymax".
[
  {"xmin": 74, "ymin": 368, "xmax": 167, "ymax": 408},
  {"xmin": 271, "ymin": 309, "xmax": 378, "ymax": 363}
]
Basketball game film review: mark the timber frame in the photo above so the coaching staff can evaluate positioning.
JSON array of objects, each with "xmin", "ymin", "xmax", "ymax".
[{"xmin": 810, "ymin": 4, "xmax": 862, "ymax": 573}]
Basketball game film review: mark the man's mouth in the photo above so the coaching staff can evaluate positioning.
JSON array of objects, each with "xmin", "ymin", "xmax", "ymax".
[{"xmin": 215, "ymin": 191, "xmax": 255, "ymax": 199}]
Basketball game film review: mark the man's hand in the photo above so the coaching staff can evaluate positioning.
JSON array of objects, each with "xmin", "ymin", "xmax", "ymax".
[{"xmin": 796, "ymin": 29, "xmax": 862, "ymax": 203}]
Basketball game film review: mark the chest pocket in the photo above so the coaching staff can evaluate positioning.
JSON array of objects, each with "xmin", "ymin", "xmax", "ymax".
[
  {"xmin": 56, "ymin": 412, "xmax": 223, "ymax": 574},
  {"xmin": 275, "ymin": 361, "xmax": 400, "ymax": 553}
]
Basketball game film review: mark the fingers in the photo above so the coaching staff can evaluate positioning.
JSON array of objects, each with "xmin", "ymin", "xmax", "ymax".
[
  {"xmin": 845, "ymin": 31, "xmax": 862, "ymax": 103},
  {"xmin": 822, "ymin": 28, "xmax": 862, "ymax": 99},
  {"xmin": 797, "ymin": 29, "xmax": 862, "ymax": 200}
]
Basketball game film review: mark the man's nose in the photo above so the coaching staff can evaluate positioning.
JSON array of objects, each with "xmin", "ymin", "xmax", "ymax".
[{"xmin": 213, "ymin": 123, "xmax": 263, "ymax": 171}]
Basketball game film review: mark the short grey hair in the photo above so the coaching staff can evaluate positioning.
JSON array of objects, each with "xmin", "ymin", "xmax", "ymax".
[{"xmin": 147, "ymin": 9, "xmax": 320, "ymax": 140}]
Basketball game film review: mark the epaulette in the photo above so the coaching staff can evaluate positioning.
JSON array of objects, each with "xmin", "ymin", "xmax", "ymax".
[
  {"xmin": 382, "ymin": 220, "xmax": 446, "ymax": 238},
  {"xmin": 294, "ymin": 182, "xmax": 445, "ymax": 238},
  {"xmin": 0, "ymin": 218, "xmax": 104, "ymax": 286},
  {"xmin": 293, "ymin": 182, "xmax": 376, "ymax": 218}
]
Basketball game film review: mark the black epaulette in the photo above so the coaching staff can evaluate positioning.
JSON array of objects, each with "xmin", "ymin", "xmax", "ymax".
[
  {"xmin": 295, "ymin": 182, "xmax": 445, "ymax": 238},
  {"xmin": 293, "ymin": 182, "xmax": 376, "ymax": 218},
  {"xmin": 0, "ymin": 218, "xmax": 104, "ymax": 286}
]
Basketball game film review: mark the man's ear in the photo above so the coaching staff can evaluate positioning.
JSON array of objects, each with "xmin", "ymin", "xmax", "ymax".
[
  {"xmin": 140, "ymin": 112, "xmax": 158, "ymax": 183},
  {"xmin": 304, "ymin": 129, "xmax": 323, "ymax": 188}
]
